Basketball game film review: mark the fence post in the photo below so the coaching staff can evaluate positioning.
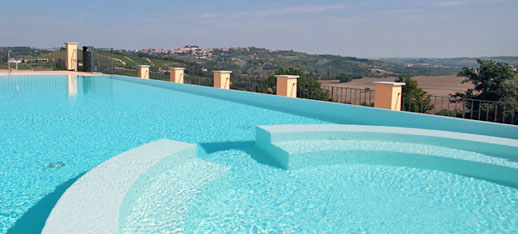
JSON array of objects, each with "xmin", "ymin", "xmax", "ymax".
[
  {"xmin": 275, "ymin": 75, "xmax": 299, "ymax": 98},
  {"xmin": 65, "ymin": 42, "xmax": 78, "ymax": 71},
  {"xmin": 137, "ymin": 65, "xmax": 150, "ymax": 79},
  {"xmin": 373, "ymin": 81, "xmax": 406, "ymax": 111},
  {"xmin": 169, "ymin": 67, "xmax": 185, "ymax": 83},
  {"xmin": 462, "ymin": 98, "xmax": 466, "ymax": 119},
  {"xmin": 213, "ymin": 71, "xmax": 231, "ymax": 89}
]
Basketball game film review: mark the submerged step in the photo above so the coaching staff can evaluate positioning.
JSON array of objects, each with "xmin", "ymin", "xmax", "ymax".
[
  {"xmin": 255, "ymin": 124, "xmax": 518, "ymax": 187},
  {"xmin": 42, "ymin": 139, "xmax": 199, "ymax": 234}
]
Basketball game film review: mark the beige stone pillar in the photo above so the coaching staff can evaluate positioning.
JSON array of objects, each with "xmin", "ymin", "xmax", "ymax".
[
  {"xmin": 169, "ymin": 67, "xmax": 185, "ymax": 83},
  {"xmin": 137, "ymin": 65, "xmax": 150, "ymax": 79},
  {"xmin": 275, "ymin": 75, "xmax": 299, "ymax": 98},
  {"xmin": 373, "ymin": 81, "xmax": 406, "ymax": 111},
  {"xmin": 213, "ymin": 71, "xmax": 231, "ymax": 89},
  {"xmin": 65, "ymin": 42, "xmax": 78, "ymax": 71}
]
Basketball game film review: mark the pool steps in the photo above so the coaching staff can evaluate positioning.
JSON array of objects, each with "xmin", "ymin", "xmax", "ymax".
[
  {"xmin": 256, "ymin": 124, "xmax": 518, "ymax": 187},
  {"xmin": 42, "ymin": 139, "xmax": 197, "ymax": 234},
  {"xmin": 43, "ymin": 125, "xmax": 518, "ymax": 232}
]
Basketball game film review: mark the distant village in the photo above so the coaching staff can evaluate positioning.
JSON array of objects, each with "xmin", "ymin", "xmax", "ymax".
[{"xmin": 125, "ymin": 45, "xmax": 259, "ymax": 60}]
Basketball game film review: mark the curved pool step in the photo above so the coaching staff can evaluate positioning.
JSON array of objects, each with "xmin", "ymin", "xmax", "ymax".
[
  {"xmin": 42, "ymin": 139, "xmax": 197, "ymax": 234},
  {"xmin": 255, "ymin": 124, "xmax": 518, "ymax": 187}
]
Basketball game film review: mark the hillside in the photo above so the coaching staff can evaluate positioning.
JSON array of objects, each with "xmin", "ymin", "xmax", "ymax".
[
  {"xmin": 382, "ymin": 57, "xmax": 518, "ymax": 69},
  {"xmin": 5, "ymin": 46, "xmax": 514, "ymax": 83},
  {"xmin": 120, "ymin": 48, "xmax": 459, "ymax": 82}
]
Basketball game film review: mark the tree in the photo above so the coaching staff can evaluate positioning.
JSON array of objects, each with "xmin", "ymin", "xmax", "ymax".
[
  {"xmin": 395, "ymin": 75, "xmax": 434, "ymax": 113},
  {"xmin": 259, "ymin": 67, "xmax": 331, "ymax": 101},
  {"xmin": 452, "ymin": 59, "xmax": 518, "ymax": 122},
  {"xmin": 453, "ymin": 59, "xmax": 517, "ymax": 102}
]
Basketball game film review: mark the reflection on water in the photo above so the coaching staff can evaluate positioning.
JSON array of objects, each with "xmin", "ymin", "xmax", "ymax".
[
  {"xmin": 67, "ymin": 75, "xmax": 78, "ymax": 103},
  {"xmin": 0, "ymin": 74, "xmax": 113, "ymax": 101},
  {"xmin": 67, "ymin": 75, "xmax": 78, "ymax": 97},
  {"xmin": 82, "ymin": 76, "xmax": 113, "ymax": 98}
]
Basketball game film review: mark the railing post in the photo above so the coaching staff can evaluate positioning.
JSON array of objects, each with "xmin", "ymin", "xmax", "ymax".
[
  {"xmin": 213, "ymin": 71, "xmax": 231, "ymax": 89},
  {"xmin": 275, "ymin": 75, "xmax": 299, "ymax": 98},
  {"xmin": 373, "ymin": 81, "xmax": 406, "ymax": 111},
  {"xmin": 169, "ymin": 67, "xmax": 185, "ymax": 83},
  {"xmin": 7, "ymin": 50, "xmax": 11, "ymax": 73},
  {"xmin": 462, "ymin": 98, "xmax": 466, "ymax": 119},
  {"xmin": 137, "ymin": 65, "xmax": 150, "ymax": 79},
  {"xmin": 65, "ymin": 42, "xmax": 78, "ymax": 71}
]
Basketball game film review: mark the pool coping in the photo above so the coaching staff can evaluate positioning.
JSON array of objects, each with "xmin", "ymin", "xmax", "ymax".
[
  {"xmin": 42, "ymin": 139, "xmax": 196, "ymax": 234},
  {"xmin": 257, "ymin": 124, "xmax": 518, "ymax": 147}
]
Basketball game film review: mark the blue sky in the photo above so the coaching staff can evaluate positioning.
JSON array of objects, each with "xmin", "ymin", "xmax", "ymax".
[{"xmin": 1, "ymin": 0, "xmax": 517, "ymax": 57}]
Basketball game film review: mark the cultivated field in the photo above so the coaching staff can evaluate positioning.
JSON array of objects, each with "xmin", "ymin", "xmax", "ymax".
[
  {"xmin": 320, "ymin": 75, "xmax": 475, "ymax": 112},
  {"xmin": 320, "ymin": 75, "xmax": 473, "ymax": 97}
]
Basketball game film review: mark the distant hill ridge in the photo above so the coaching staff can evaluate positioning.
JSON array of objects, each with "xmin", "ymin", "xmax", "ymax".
[
  {"xmin": 2, "ymin": 46, "xmax": 516, "ymax": 81},
  {"xmin": 382, "ymin": 57, "xmax": 518, "ymax": 69}
]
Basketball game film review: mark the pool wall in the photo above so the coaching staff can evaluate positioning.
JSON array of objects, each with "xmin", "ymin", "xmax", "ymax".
[{"xmin": 111, "ymin": 75, "xmax": 518, "ymax": 139}]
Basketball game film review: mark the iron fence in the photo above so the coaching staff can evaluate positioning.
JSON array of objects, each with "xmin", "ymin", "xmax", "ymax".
[
  {"xmin": 0, "ymin": 46, "xmax": 114, "ymax": 74},
  {"xmin": 143, "ymin": 70, "xmax": 214, "ymax": 87},
  {"xmin": 321, "ymin": 86, "xmax": 375, "ymax": 106},
  {"xmin": 0, "ymin": 47, "xmax": 67, "ymax": 71},
  {"xmin": 402, "ymin": 95, "xmax": 518, "ymax": 125},
  {"xmin": 230, "ymin": 79, "xmax": 272, "ymax": 93}
]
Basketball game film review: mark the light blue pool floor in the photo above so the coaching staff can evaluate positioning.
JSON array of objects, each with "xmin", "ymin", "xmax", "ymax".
[{"xmin": 1, "ymin": 75, "xmax": 517, "ymax": 233}]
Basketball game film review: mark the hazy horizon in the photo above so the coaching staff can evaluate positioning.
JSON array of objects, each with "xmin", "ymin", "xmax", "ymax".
[{"xmin": 1, "ymin": 0, "xmax": 517, "ymax": 58}]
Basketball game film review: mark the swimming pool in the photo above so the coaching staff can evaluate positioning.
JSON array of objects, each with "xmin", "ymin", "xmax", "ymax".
[{"xmin": 1, "ymin": 74, "xmax": 517, "ymax": 233}]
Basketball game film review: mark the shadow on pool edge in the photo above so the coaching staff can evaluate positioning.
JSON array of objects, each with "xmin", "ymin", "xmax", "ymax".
[
  {"xmin": 7, "ymin": 173, "xmax": 85, "ymax": 234},
  {"xmin": 199, "ymin": 141, "xmax": 284, "ymax": 169}
]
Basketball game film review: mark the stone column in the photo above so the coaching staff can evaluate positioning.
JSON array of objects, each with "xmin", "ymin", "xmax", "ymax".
[
  {"xmin": 213, "ymin": 71, "xmax": 232, "ymax": 89},
  {"xmin": 65, "ymin": 42, "xmax": 78, "ymax": 71},
  {"xmin": 137, "ymin": 65, "xmax": 150, "ymax": 79},
  {"xmin": 373, "ymin": 81, "xmax": 406, "ymax": 111},
  {"xmin": 275, "ymin": 75, "xmax": 299, "ymax": 98},
  {"xmin": 169, "ymin": 67, "xmax": 185, "ymax": 83}
]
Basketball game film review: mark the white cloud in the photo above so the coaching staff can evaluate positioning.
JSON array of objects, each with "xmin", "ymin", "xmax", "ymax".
[
  {"xmin": 254, "ymin": 5, "xmax": 345, "ymax": 17},
  {"xmin": 439, "ymin": 1, "xmax": 467, "ymax": 7},
  {"xmin": 200, "ymin": 4, "xmax": 345, "ymax": 19}
]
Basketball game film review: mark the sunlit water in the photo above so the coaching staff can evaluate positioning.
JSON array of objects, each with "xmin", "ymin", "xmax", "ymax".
[{"xmin": 1, "ymin": 75, "xmax": 516, "ymax": 233}]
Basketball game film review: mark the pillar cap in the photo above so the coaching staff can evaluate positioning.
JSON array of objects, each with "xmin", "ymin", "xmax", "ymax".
[
  {"xmin": 137, "ymin": 65, "xmax": 151, "ymax": 68},
  {"xmin": 373, "ymin": 81, "xmax": 405, "ymax": 86},
  {"xmin": 65, "ymin": 42, "xmax": 78, "ymax": 45},
  {"xmin": 213, "ymin": 70, "xmax": 232, "ymax": 73},
  {"xmin": 275, "ymin": 75, "xmax": 299, "ymax": 79},
  {"xmin": 168, "ymin": 67, "xmax": 185, "ymax": 70}
]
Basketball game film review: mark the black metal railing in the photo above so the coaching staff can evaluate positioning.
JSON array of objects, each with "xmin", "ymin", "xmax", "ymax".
[
  {"xmin": 0, "ymin": 46, "xmax": 114, "ymax": 74},
  {"xmin": 321, "ymin": 86, "xmax": 375, "ymax": 106},
  {"xmin": 0, "ymin": 46, "xmax": 68, "ymax": 71},
  {"xmin": 402, "ymin": 94, "xmax": 518, "ymax": 125},
  {"xmin": 230, "ymin": 79, "xmax": 272, "ymax": 93}
]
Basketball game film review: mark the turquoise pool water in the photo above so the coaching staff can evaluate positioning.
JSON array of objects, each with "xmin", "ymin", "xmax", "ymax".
[
  {"xmin": 1, "ymin": 75, "xmax": 517, "ymax": 233},
  {"xmin": 120, "ymin": 149, "xmax": 517, "ymax": 233},
  {"xmin": 0, "ymin": 75, "xmax": 329, "ymax": 233}
]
